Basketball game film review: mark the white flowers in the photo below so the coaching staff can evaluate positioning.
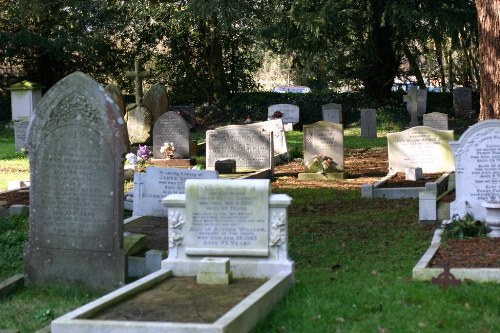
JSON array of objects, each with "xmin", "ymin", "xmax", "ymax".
[{"xmin": 160, "ymin": 142, "xmax": 176, "ymax": 159}]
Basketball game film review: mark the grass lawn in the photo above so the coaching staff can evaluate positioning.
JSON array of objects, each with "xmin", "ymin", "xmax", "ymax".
[{"xmin": 0, "ymin": 123, "xmax": 498, "ymax": 333}]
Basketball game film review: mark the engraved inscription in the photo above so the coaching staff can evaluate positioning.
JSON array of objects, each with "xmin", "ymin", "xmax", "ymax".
[{"xmin": 34, "ymin": 125, "xmax": 113, "ymax": 251}]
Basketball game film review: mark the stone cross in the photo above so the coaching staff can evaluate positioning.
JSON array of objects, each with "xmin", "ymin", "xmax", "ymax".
[
  {"xmin": 126, "ymin": 59, "xmax": 151, "ymax": 108},
  {"xmin": 403, "ymin": 87, "xmax": 425, "ymax": 127}
]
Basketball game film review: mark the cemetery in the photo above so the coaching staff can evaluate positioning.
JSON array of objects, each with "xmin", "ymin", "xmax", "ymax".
[{"xmin": 0, "ymin": 1, "xmax": 499, "ymax": 332}]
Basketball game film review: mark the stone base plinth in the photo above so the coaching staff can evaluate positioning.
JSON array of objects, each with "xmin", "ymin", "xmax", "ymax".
[
  {"xmin": 150, "ymin": 158, "xmax": 196, "ymax": 168},
  {"xmin": 298, "ymin": 172, "xmax": 345, "ymax": 180}
]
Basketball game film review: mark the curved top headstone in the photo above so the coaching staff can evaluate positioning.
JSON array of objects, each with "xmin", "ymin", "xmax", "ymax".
[
  {"xmin": 143, "ymin": 83, "xmax": 168, "ymax": 123},
  {"xmin": 450, "ymin": 120, "xmax": 500, "ymax": 221},
  {"xmin": 26, "ymin": 71, "xmax": 127, "ymax": 292}
]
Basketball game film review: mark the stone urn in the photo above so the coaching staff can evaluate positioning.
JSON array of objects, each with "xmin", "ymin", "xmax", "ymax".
[{"xmin": 482, "ymin": 202, "xmax": 500, "ymax": 238}]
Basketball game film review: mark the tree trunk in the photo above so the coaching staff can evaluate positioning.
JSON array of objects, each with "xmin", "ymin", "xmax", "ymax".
[
  {"xmin": 403, "ymin": 45, "xmax": 426, "ymax": 89},
  {"xmin": 477, "ymin": 0, "xmax": 500, "ymax": 120},
  {"xmin": 362, "ymin": 0, "xmax": 400, "ymax": 101},
  {"xmin": 434, "ymin": 38, "xmax": 447, "ymax": 91}
]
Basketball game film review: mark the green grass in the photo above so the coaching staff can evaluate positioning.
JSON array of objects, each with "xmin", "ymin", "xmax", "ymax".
[
  {"xmin": 1, "ymin": 123, "xmax": 498, "ymax": 332},
  {"xmin": 0, "ymin": 124, "xmax": 29, "ymax": 191}
]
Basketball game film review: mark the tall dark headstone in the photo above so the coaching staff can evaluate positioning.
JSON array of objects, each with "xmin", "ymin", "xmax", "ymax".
[
  {"xmin": 143, "ymin": 83, "xmax": 168, "ymax": 123},
  {"xmin": 25, "ymin": 72, "xmax": 127, "ymax": 292},
  {"xmin": 152, "ymin": 111, "xmax": 190, "ymax": 159}
]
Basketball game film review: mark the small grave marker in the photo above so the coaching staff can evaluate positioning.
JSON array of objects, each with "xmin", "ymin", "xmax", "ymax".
[{"xmin": 431, "ymin": 264, "xmax": 461, "ymax": 289}]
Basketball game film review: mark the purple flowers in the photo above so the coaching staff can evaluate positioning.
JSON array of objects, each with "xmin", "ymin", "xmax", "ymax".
[{"xmin": 136, "ymin": 145, "xmax": 152, "ymax": 162}]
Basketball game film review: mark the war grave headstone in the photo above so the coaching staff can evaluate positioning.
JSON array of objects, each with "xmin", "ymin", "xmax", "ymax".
[
  {"xmin": 170, "ymin": 104, "xmax": 196, "ymax": 128},
  {"xmin": 449, "ymin": 120, "xmax": 500, "ymax": 225},
  {"xmin": 125, "ymin": 59, "xmax": 152, "ymax": 144},
  {"xmin": 206, "ymin": 126, "xmax": 274, "ymax": 174},
  {"xmin": 362, "ymin": 126, "xmax": 455, "ymax": 199},
  {"xmin": 13, "ymin": 118, "xmax": 29, "ymax": 152},
  {"xmin": 268, "ymin": 104, "xmax": 299, "ymax": 130},
  {"xmin": 25, "ymin": 71, "xmax": 127, "ymax": 292},
  {"xmin": 51, "ymin": 179, "xmax": 294, "ymax": 333},
  {"xmin": 322, "ymin": 103, "xmax": 342, "ymax": 124},
  {"xmin": 453, "ymin": 87, "xmax": 475, "ymax": 116},
  {"xmin": 423, "ymin": 112, "xmax": 448, "ymax": 130},
  {"xmin": 403, "ymin": 87, "xmax": 426, "ymax": 127},
  {"xmin": 360, "ymin": 108, "xmax": 377, "ymax": 138},
  {"xmin": 132, "ymin": 167, "xmax": 218, "ymax": 217},
  {"xmin": 299, "ymin": 120, "xmax": 344, "ymax": 180},
  {"xmin": 143, "ymin": 83, "xmax": 168, "ymax": 123}
]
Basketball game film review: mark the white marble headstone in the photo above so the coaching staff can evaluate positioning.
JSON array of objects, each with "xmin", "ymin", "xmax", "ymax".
[
  {"xmin": 133, "ymin": 167, "xmax": 218, "ymax": 217},
  {"xmin": 387, "ymin": 126, "xmax": 455, "ymax": 173},
  {"xmin": 268, "ymin": 104, "xmax": 299, "ymax": 124},
  {"xmin": 450, "ymin": 120, "xmax": 500, "ymax": 221}
]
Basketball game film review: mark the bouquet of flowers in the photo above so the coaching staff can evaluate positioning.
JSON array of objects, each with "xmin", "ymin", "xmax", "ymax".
[
  {"xmin": 126, "ymin": 145, "xmax": 152, "ymax": 171},
  {"xmin": 308, "ymin": 154, "xmax": 335, "ymax": 175},
  {"xmin": 160, "ymin": 142, "xmax": 176, "ymax": 159}
]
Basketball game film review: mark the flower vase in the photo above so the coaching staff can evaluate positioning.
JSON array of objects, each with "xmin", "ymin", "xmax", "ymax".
[{"xmin": 482, "ymin": 202, "xmax": 500, "ymax": 238}]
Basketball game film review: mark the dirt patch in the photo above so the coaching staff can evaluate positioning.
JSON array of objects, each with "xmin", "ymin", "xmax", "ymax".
[
  {"xmin": 430, "ymin": 238, "xmax": 500, "ymax": 268},
  {"xmin": 92, "ymin": 276, "xmax": 267, "ymax": 323},
  {"xmin": 0, "ymin": 188, "xmax": 29, "ymax": 207},
  {"xmin": 378, "ymin": 172, "xmax": 443, "ymax": 188}
]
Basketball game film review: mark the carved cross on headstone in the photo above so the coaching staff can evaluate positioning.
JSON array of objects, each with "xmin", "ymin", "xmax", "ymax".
[
  {"xmin": 431, "ymin": 263, "xmax": 461, "ymax": 289},
  {"xmin": 403, "ymin": 87, "xmax": 425, "ymax": 127},
  {"xmin": 126, "ymin": 59, "xmax": 151, "ymax": 108}
]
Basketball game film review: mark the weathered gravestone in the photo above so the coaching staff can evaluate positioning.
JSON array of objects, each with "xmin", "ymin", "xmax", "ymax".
[
  {"xmin": 268, "ymin": 104, "xmax": 299, "ymax": 126},
  {"xmin": 450, "ymin": 120, "xmax": 500, "ymax": 222},
  {"xmin": 125, "ymin": 59, "xmax": 152, "ymax": 144},
  {"xmin": 244, "ymin": 119, "xmax": 288, "ymax": 156},
  {"xmin": 206, "ymin": 126, "xmax": 273, "ymax": 172},
  {"xmin": 360, "ymin": 109, "xmax": 377, "ymax": 138},
  {"xmin": 403, "ymin": 87, "xmax": 426, "ymax": 127},
  {"xmin": 423, "ymin": 112, "xmax": 448, "ymax": 130},
  {"xmin": 105, "ymin": 83, "xmax": 125, "ymax": 118},
  {"xmin": 25, "ymin": 71, "xmax": 127, "ymax": 292},
  {"xmin": 417, "ymin": 89, "xmax": 427, "ymax": 115},
  {"xmin": 387, "ymin": 126, "xmax": 455, "ymax": 174},
  {"xmin": 152, "ymin": 111, "xmax": 190, "ymax": 159},
  {"xmin": 143, "ymin": 83, "xmax": 168, "ymax": 123},
  {"xmin": 453, "ymin": 87, "xmax": 475, "ymax": 115},
  {"xmin": 299, "ymin": 121, "xmax": 344, "ymax": 179},
  {"xmin": 322, "ymin": 103, "xmax": 342, "ymax": 124},
  {"xmin": 170, "ymin": 104, "xmax": 196, "ymax": 128},
  {"xmin": 13, "ymin": 118, "xmax": 29, "ymax": 151},
  {"xmin": 133, "ymin": 167, "xmax": 218, "ymax": 217}
]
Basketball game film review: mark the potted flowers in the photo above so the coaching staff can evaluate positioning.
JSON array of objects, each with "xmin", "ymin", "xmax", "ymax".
[
  {"xmin": 160, "ymin": 142, "xmax": 176, "ymax": 159},
  {"xmin": 307, "ymin": 154, "xmax": 335, "ymax": 175}
]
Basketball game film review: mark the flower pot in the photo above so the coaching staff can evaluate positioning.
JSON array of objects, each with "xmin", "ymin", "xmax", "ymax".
[{"xmin": 482, "ymin": 202, "xmax": 500, "ymax": 238}]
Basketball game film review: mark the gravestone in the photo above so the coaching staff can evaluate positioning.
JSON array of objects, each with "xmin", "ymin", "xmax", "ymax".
[
  {"xmin": 300, "ymin": 121, "xmax": 344, "ymax": 178},
  {"xmin": 125, "ymin": 59, "xmax": 152, "ymax": 144},
  {"xmin": 163, "ymin": 178, "xmax": 294, "ymax": 277},
  {"xmin": 360, "ymin": 109, "xmax": 377, "ymax": 138},
  {"xmin": 105, "ymin": 83, "xmax": 125, "ymax": 117},
  {"xmin": 7, "ymin": 80, "xmax": 43, "ymax": 120},
  {"xmin": 417, "ymin": 89, "xmax": 427, "ymax": 115},
  {"xmin": 322, "ymin": 103, "xmax": 342, "ymax": 123},
  {"xmin": 206, "ymin": 126, "xmax": 273, "ymax": 172},
  {"xmin": 268, "ymin": 104, "xmax": 299, "ymax": 125},
  {"xmin": 143, "ymin": 83, "xmax": 168, "ymax": 123},
  {"xmin": 423, "ymin": 112, "xmax": 448, "ymax": 130},
  {"xmin": 25, "ymin": 71, "xmax": 127, "ymax": 292},
  {"xmin": 403, "ymin": 87, "xmax": 425, "ymax": 127},
  {"xmin": 244, "ymin": 119, "xmax": 288, "ymax": 156},
  {"xmin": 453, "ymin": 87, "xmax": 475, "ymax": 115},
  {"xmin": 125, "ymin": 106, "xmax": 152, "ymax": 144},
  {"xmin": 387, "ymin": 126, "xmax": 455, "ymax": 174},
  {"xmin": 152, "ymin": 111, "xmax": 190, "ymax": 159},
  {"xmin": 170, "ymin": 104, "xmax": 196, "ymax": 128},
  {"xmin": 133, "ymin": 167, "xmax": 218, "ymax": 217},
  {"xmin": 13, "ymin": 118, "xmax": 29, "ymax": 151},
  {"xmin": 450, "ymin": 120, "xmax": 500, "ymax": 221}
]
